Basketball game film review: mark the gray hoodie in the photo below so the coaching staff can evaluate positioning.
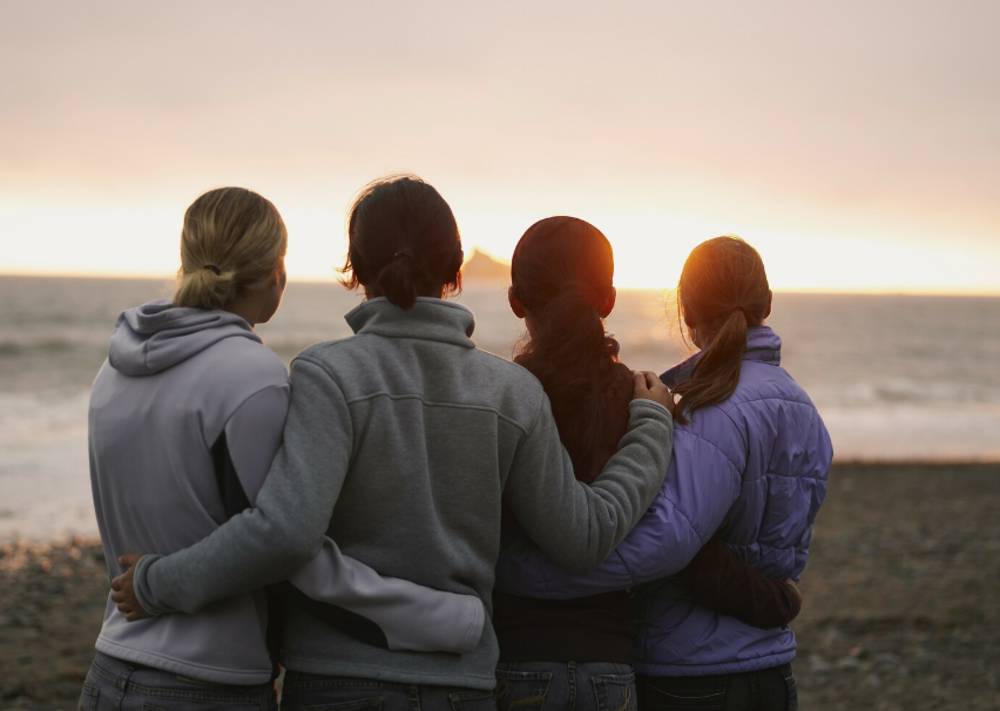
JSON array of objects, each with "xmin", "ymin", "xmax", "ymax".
[
  {"xmin": 132, "ymin": 298, "xmax": 673, "ymax": 690},
  {"xmin": 90, "ymin": 301, "xmax": 484, "ymax": 685}
]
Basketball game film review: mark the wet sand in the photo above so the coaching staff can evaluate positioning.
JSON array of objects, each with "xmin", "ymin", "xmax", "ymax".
[{"xmin": 2, "ymin": 463, "xmax": 998, "ymax": 710}]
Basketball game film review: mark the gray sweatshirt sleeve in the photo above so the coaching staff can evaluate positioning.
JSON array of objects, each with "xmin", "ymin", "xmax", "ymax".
[
  {"xmin": 133, "ymin": 356, "xmax": 485, "ymax": 653},
  {"xmin": 503, "ymin": 396, "xmax": 673, "ymax": 573}
]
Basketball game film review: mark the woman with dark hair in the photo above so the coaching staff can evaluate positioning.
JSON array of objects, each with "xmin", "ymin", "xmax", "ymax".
[
  {"xmin": 498, "ymin": 233, "xmax": 832, "ymax": 711},
  {"xmin": 493, "ymin": 219, "xmax": 802, "ymax": 711},
  {"xmin": 110, "ymin": 176, "xmax": 677, "ymax": 711}
]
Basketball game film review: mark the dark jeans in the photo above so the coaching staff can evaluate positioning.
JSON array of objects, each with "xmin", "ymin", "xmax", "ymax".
[
  {"xmin": 495, "ymin": 661, "xmax": 636, "ymax": 711},
  {"xmin": 280, "ymin": 672, "xmax": 498, "ymax": 711},
  {"xmin": 78, "ymin": 652, "xmax": 278, "ymax": 710},
  {"xmin": 636, "ymin": 665, "xmax": 796, "ymax": 711}
]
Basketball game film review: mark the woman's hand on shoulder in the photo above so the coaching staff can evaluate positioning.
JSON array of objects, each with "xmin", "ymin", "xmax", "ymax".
[{"xmin": 632, "ymin": 370, "xmax": 676, "ymax": 415}]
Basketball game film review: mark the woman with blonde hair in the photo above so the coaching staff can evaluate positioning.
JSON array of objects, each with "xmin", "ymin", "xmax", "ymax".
[{"xmin": 82, "ymin": 187, "xmax": 487, "ymax": 710}]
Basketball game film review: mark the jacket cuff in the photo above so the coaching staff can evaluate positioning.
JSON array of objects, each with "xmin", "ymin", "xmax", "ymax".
[
  {"xmin": 131, "ymin": 554, "xmax": 169, "ymax": 617},
  {"xmin": 629, "ymin": 398, "xmax": 674, "ymax": 424},
  {"xmin": 459, "ymin": 597, "xmax": 487, "ymax": 653}
]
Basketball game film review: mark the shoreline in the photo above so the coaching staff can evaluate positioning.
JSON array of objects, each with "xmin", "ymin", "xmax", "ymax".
[
  {"xmin": 2, "ymin": 463, "xmax": 998, "ymax": 710},
  {"xmin": 3, "ymin": 462, "xmax": 996, "ymax": 547},
  {"xmin": 3, "ymin": 272, "xmax": 1000, "ymax": 298}
]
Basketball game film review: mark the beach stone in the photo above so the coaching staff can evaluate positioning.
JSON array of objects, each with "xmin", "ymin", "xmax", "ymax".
[
  {"xmin": 808, "ymin": 653, "xmax": 833, "ymax": 673},
  {"xmin": 873, "ymin": 653, "xmax": 900, "ymax": 667},
  {"xmin": 835, "ymin": 656, "xmax": 864, "ymax": 671}
]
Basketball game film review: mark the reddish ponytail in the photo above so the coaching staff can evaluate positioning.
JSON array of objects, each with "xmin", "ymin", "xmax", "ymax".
[
  {"xmin": 511, "ymin": 217, "xmax": 633, "ymax": 482},
  {"xmin": 673, "ymin": 236, "xmax": 771, "ymax": 423}
]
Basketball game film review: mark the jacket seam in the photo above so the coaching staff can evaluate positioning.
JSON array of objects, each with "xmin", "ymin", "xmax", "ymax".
[
  {"xmin": 730, "ymin": 394, "xmax": 817, "ymax": 409},
  {"xmin": 635, "ymin": 649, "xmax": 795, "ymax": 674},
  {"xmin": 659, "ymin": 495, "xmax": 711, "ymax": 561},
  {"xmin": 613, "ymin": 550, "xmax": 639, "ymax": 588},
  {"xmin": 747, "ymin": 470, "xmax": 827, "ymax": 481},
  {"xmin": 505, "ymin": 392, "xmax": 548, "ymax": 495},
  {"xmin": 352, "ymin": 331, "xmax": 475, "ymax": 348},
  {"xmin": 677, "ymin": 428, "xmax": 744, "ymax": 474},
  {"xmin": 210, "ymin": 382, "xmax": 290, "ymax": 450},
  {"xmin": 344, "ymin": 392, "xmax": 530, "ymax": 435},
  {"xmin": 288, "ymin": 355, "xmax": 356, "ymax": 455},
  {"xmin": 96, "ymin": 636, "xmax": 272, "ymax": 679}
]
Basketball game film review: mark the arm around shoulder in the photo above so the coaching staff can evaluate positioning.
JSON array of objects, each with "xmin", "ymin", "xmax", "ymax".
[
  {"xmin": 502, "ymin": 392, "xmax": 673, "ymax": 574},
  {"xmin": 497, "ymin": 418, "xmax": 743, "ymax": 599}
]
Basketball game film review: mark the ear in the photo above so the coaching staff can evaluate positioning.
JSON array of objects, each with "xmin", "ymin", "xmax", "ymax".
[
  {"xmin": 763, "ymin": 290, "xmax": 773, "ymax": 320},
  {"xmin": 275, "ymin": 259, "xmax": 287, "ymax": 289},
  {"xmin": 508, "ymin": 287, "xmax": 526, "ymax": 319},
  {"xmin": 599, "ymin": 287, "xmax": 617, "ymax": 318}
]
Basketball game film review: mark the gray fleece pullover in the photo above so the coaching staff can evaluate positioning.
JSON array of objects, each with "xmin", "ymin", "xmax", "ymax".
[
  {"xmin": 134, "ymin": 298, "xmax": 673, "ymax": 690},
  {"xmin": 90, "ymin": 301, "xmax": 484, "ymax": 686}
]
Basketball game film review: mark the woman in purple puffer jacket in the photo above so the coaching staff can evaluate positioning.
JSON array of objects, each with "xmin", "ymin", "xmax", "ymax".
[{"xmin": 497, "ymin": 236, "xmax": 833, "ymax": 711}]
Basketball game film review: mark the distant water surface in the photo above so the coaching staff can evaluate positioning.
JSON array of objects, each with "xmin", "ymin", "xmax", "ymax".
[{"xmin": 2, "ymin": 275, "xmax": 999, "ymax": 540}]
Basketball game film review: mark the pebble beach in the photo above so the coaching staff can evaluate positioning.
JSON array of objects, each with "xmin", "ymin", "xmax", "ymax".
[{"xmin": 2, "ymin": 462, "xmax": 998, "ymax": 710}]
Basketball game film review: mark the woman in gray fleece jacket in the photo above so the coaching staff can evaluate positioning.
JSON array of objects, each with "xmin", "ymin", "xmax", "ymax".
[
  {"xmin": 84, "ymin": 187, "xmax": 491, "ymax": 710},
  {"xmin": 111, "ymin": 177, "xmax": 676, "ymax": 711}
]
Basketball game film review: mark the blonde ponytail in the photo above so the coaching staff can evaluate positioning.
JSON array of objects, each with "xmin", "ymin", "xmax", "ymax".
[{"xmin": 173, "ymin": 187, "xmax": 287, "ymax": 310}]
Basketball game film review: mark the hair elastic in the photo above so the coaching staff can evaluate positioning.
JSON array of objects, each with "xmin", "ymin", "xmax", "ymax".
[
  {"xmin": 392, "ymin": 250, "xmax": 414, "ymax": 260},
  {"xmin": 203, "ymin": 264, "xmax": 222, "ymax": 275}
]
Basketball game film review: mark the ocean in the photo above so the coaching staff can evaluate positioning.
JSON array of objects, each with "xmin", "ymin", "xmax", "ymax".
[{"xmin": 2, "ymin": 275, "xmax": 999, "ymax": 541}]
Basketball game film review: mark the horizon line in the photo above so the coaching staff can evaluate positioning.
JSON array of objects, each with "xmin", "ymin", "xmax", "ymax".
[{"xmin": 2, "ymin": 269, "xmax": 999, "ymax": 298}]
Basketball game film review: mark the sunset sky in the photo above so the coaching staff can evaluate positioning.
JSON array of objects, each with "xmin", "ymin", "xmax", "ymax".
[{"xmin": 2, "ymin": 1, "xmax": 998, "ymax": 292}]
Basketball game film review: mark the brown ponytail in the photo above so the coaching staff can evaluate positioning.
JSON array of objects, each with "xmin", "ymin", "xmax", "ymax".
[
  {"xmin": 372, "ymin": 252, "xmax": 421, "ymax": 310},
  {"xmin": 673, "ymin": 236, "xmax": 771, "ymax": 423},
  {"xmin": 512, "ymin": 217, "xmax": 633, "ymax": 482}
]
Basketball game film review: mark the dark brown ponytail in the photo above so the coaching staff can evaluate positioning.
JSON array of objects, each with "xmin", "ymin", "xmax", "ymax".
[
  {"xmin": 512, "ymin": 217, "xmax": 633, "ymax": 483},
  {"xmin": 372, "ymin": 251, "xmax": 421, "ymax": 310},
  {"xmin": 673, "ymin": 236, "xmax": 771, "ymax": 423},
  {"xmin": 342, "ymin": 176, "xmax": 463, "ymax": 309}
]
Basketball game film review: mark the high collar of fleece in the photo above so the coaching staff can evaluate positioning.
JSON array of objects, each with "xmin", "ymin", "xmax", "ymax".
[{"xmin": 345, "ymin": 297, "xmax": 477, "ymax": 349}]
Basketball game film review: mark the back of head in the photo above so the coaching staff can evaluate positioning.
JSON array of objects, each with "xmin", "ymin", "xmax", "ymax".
[
  {"xmin": 173, "ymin": 187, "xmax": 287, "ymax": 310},
  {"xmin": 342, "ymin": 175, "xmax": 464, "ymax": 310},
  {"xmin": 511, "ymin": 216, "xmax": 632, "ymax": 482},
  {"xmin": 674, "ymin": 235, "xmax": 771, "ymax": 421}
]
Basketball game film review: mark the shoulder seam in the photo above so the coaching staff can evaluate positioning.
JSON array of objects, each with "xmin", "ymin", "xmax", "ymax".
[
  {"xmin": 731, "ymin": 394, "xmax": 816, "ymax": 408},
  {"xmin": 222, "ymin": 383, "xmax": 290, "ymax": 432},
  {"xmin": 201, "ymin": 381, "xmax": 289, "ymax": 453},
  {"xmin": 678, "ymin": 427, "xmax": 745, "ymax": 475}
]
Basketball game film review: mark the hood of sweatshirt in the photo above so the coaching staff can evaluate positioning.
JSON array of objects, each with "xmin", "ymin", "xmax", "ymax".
[{"xmin": 108, "ymin": 299, "xmax": 261, "ymax": 376}]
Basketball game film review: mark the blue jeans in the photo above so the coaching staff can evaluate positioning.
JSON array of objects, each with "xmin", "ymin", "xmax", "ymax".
[
  {"xmin": 636, "ymin": 664, "xmax": 797, "ymax": 711},
  {"xmin": 495, "ymin": 662, "xmax": 636, "ymax": 711},
  {"xmin": 78, "ymin": 652, "xmax": 278, "ymax": 710},
  {"xmin": 280, "ymin": 672, "xmax": 498, "ymax": 711}
]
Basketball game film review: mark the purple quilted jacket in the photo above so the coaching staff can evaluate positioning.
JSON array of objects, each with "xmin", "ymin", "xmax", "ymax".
[{"xmin": 495, "ymin": 326, "xmax": 833, "ymax": 676}]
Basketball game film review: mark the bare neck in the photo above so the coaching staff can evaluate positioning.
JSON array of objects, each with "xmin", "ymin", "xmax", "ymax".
[{"xmin": 224, "ymin": 296, "xmax": 262, "ymax": 328}]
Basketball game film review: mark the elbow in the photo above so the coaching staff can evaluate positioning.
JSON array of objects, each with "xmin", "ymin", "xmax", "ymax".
[
  {"xmin": 278, "ymin": 523, "xmax": 323, "ymax": 565},
  {"xmin": 257, "ymin": 512, "xmax": 323, "ymax": 571}
]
